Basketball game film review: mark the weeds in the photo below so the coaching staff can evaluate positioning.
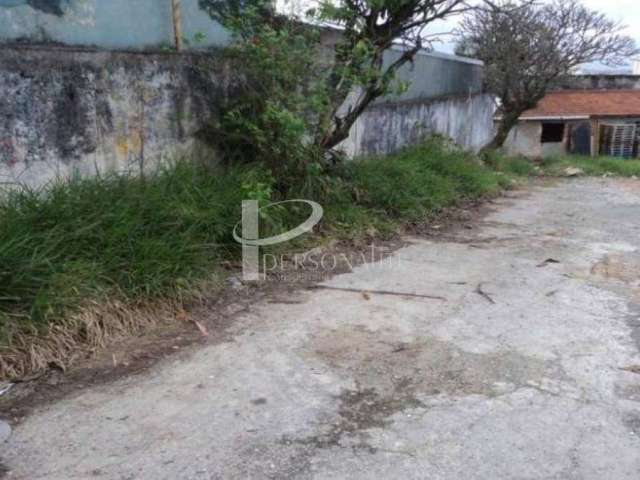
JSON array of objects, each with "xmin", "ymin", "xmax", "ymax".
[
  {"xmin": 0, "ymin": 162, "xmax": 252, "ymax": 348},
  {"xmin": 0, "ymin": 139, "xmax": 514, "ymax": 379}
]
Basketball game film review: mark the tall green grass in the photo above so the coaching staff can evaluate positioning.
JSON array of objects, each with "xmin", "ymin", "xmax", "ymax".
[
  {"xmin": 0, "ymin": 139, "xmax": 513, "ymax": 370},
  {"xmin": 339, "ymin": 140, "xmax": 509, "ymax": 221},
  {"xmin": 0, "ymin": 162, "xmax": 250, "ymax": 343}
]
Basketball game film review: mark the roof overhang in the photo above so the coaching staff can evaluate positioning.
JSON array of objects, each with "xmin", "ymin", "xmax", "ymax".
[
  {"xmin": 494, "ymin": 115, "xmax": 590, "ymax": 121},
  {"xmin": 519, "ymin": 116, "xmax": 590, "ymax": 121}
]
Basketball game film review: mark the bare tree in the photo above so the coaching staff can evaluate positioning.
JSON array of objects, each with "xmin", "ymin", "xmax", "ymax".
[{"xmin": 457, "ymin": 0, "xmax": 638, "ymax": 152}]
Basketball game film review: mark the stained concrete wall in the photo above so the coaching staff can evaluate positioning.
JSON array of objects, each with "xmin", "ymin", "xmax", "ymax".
[
  {"xmin": 0, "ymin": 46, "xmax": 229, "ymax": 188},
  {"xmin": 503, "ymin": 121, "xmax": 543, "ymax": 158},
  {"xmin": 343, "ymin": 93, "xmax": 495, "ymax": 156},
  {"xmin": 0, "ymin": 21, "xmax": 493, "ymax": 188},
  {"xmin": 0, "ymin": 0, "xmax": 230, "ymax": 49},
  {"xmin": 323, "ymin": 37, "xmax": 492, "ymax": 156}
]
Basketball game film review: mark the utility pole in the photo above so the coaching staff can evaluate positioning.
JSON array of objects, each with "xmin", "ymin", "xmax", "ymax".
[{"xmin": 171, "ymin": 0, "xmax": 183, "ymax": 51}]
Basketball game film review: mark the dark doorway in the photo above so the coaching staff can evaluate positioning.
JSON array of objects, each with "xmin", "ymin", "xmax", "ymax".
[{"xmin": 570, "ymin": 122, "xmax": 591, "ymax": 156}]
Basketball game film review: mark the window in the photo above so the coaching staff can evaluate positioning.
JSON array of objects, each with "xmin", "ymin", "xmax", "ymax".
[{"xmin": 541, "ymin": 122, "xmax": 565, "ymax": 143}]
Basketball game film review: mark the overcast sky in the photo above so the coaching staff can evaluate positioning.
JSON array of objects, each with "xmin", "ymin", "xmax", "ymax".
[
  {"xmin": 281, "ymin": 0, "xmax": 639, "ymax": 69},
  {"xmin": 431, "ymin": 0, "xmax": 640, "ymax": 68}
]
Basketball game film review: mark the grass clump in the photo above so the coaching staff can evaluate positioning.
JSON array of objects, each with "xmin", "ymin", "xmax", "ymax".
[
  {"xmin": 540, "ymin": 155, "xmax": 640, "ymax": 177},
  {"xmin": 319, "ymin": 139, "xmax": 510, "ymax": 240},
  {"xmin": 0, "ymin": 162, "xmax": 254, "ymax": 348},
  {"xmin": 343, "ymin": 140, "xmax": 504, "ymax": 221},
  {"xmin": 0, "ymin": 138, "xmax": 514, "ymax": 379}
]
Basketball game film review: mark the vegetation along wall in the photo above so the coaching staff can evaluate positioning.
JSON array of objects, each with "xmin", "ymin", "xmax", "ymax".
[{"xmin": 0, "ymin": 1, "xmax": 495, "ymax": 188}]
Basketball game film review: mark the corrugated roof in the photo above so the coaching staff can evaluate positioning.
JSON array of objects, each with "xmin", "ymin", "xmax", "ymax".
[{"xmin": 518, "ymin": 90, "xmax": 640, "ymax": 119}]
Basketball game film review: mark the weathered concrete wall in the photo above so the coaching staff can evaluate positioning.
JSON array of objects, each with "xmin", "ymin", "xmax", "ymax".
[
  {"xmin": 0, "ymin": 46, "xmax": 228, "ymax": 188},
  {"xmin": 323, "ymin": 38, "xmax": 492, "ymax": 156},
  {"xmin": 541, "ymin": 142, "xmax": 565, "ymax": 157},
  {"xmin": 0, "ymin": 29, "xmax": 492, "ymax": 187},
  {"xmin": 503, "ymin": 121, "xmax": 542, "ymax": 158},
  {"xmin": 343, "ymin": 93, "xmax": 495, "ymax": 156},
  {"xmin": 0, "ymin": 0, "xmax": 229, "ymax": 50}
]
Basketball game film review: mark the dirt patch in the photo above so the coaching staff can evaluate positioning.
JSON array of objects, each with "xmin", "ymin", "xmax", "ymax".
[
  {"xmin": 591, "ymin": 253, "xmax": 640, "ymax": 284},
  {"xmin": 285, "ymin": 323, "xmax": 568, "ymax": 454},
  {"xmin": 305, "ymin": 325, "xmax": 566, "ymax": 398},
  {"xmin": 283, "ymin": 381, "xmax": 424, "ymax": 453},
  {"xmin": 624, "ymin": 413, "xmax": 640, "ymax": 437}
]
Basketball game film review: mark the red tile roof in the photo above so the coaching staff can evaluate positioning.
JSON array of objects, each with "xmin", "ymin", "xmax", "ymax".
[{"xmin": 518, "ymin": 90, "xmax": 640, "ymax": 120}]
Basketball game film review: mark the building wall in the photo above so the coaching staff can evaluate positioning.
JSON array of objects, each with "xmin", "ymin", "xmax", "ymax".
[
  {"xmin": 376, "ymin": 49, "xmax": 484, "ymax": 103},
  {"xmin": 0, "ymin": 0, "xmax": 230, "ymax": 50},
  {"xmin": 502, "ymin": 121, "xmax": 542, "ymax": 158},
  {"xmin": 320, "ymin": 29, "xmax": 492, "ymax": 155},
  {"xmin": 541, "ymin": 142, "xmax": 565, "ymax": 157},
  {"xmin": 320, "ymin": 29, "xmax": 485, "ymax": 104},
  {"xmin": 554, "ymin": 75, "xmax": 640, "ymax": 91},
  {"xmin": 0, "ymin": 46, "xmax": 229, "ymax": 188}
]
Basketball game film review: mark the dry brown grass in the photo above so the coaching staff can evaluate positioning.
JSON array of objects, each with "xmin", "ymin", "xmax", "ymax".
[{"xmin": 0, "ymin": 299, "xmax": 185, "ymax": 381}]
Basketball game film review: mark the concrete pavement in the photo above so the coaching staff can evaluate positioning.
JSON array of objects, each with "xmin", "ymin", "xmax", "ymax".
[{"xmin": 2, "ymin": 178, "xmax": 640, "ymax": 479}]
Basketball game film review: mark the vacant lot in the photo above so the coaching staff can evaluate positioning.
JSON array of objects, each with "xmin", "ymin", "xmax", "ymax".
[{"xmin": 2, "ymin": 178, "xmax": 640, "ymax": 479}]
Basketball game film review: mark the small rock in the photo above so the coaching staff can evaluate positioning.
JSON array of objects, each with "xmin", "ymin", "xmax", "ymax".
[
  {"xmin": 226, "ymin": 276, "xmax": 243, "ymax": 289},
  {"xmin": 563, "ymin": 167, "xmax": 584, "ymax": 177},
  {"xmin": 0, "ymin": 420, "xmax": 11, "ymax": 443},
  {"xmin": 632, "ymin": 175, "xmax": 638, "ymax": 180}
]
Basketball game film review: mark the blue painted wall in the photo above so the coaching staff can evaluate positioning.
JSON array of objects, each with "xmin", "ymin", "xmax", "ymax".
[{"xmin": 0, "ymin": 0, "xmax": 229, "ymax": 49}]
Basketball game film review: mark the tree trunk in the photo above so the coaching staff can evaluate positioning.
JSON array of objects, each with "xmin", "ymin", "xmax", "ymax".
[
  {"xmin": 317, "ymin": 44, "xmax": 420, "ymax": 154},
  {"xmin": 480, "ymin": 110, "xmax": 522, "ymax": 155}
]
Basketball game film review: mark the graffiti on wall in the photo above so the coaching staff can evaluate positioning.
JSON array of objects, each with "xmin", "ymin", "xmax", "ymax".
[{"xmin": 0, "ymin": 0, "xmax": 65, "ymax": 16}]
